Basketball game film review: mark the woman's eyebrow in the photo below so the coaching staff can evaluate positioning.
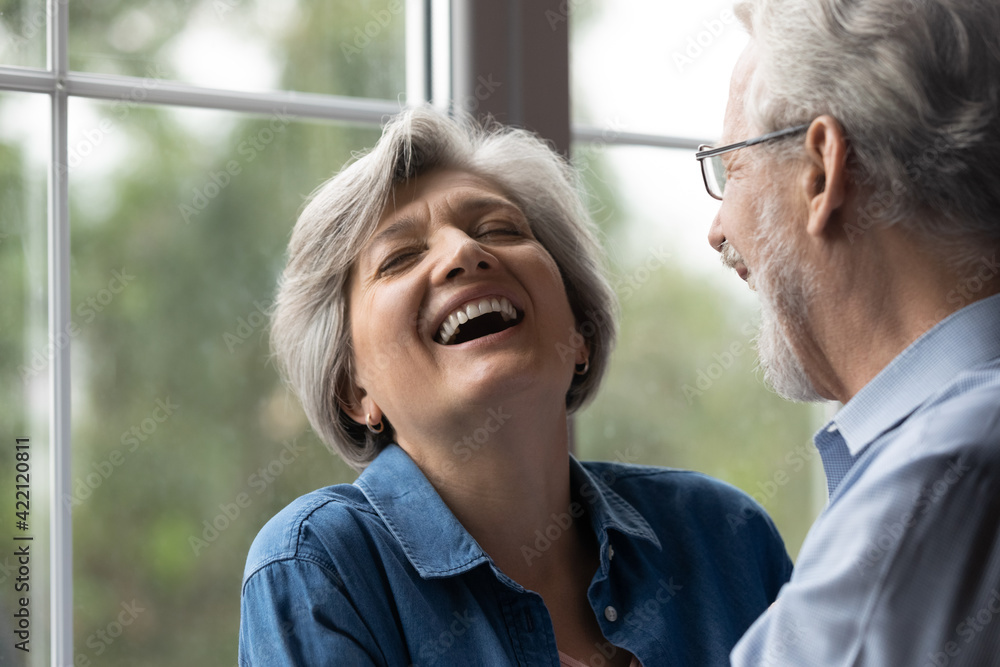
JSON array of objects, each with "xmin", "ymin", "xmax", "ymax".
[
  {"xmin": 370, "ymin": 216, "xmax": 421, "ymax": 249},
  {"xmin": 454, "ymin": 195, "xmax": 522, "ymax": 217},
  {"xmin": 370, "ymin": 195, "xmax": 523, "ymax": 248}
]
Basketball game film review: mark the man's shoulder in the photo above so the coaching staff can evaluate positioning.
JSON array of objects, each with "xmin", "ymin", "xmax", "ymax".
[
  {"xmin": 898, "ymin": 359, "xmax": 1000, "ymax": 458},
  {"xmin": 925, "ymin": 357, "xmax": 1000, "ymax": 431},
  {"xmin": 847, "ymin": 361, "xmax": 1000, "ymax": 510},
  {"xmin": 242, "ymin": 482, "xmax": 379, "ymax": 583}
]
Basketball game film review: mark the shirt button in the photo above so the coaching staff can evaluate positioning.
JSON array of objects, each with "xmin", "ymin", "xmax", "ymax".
[
  {"xmin": 604, "ymin": 606, "xmax": 618, "ymax": 622},
  {"xmin": 608, "ymin": 545, "xmax": 615, "ymax": 561}
]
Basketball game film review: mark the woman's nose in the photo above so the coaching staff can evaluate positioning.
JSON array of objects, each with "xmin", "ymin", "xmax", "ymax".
[{"xmin": 431, "ymin": 229, "xmax": 495, "ymax": 283}]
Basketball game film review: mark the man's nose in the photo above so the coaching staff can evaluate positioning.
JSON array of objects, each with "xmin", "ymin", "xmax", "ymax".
[{"xmin": 708, "ymin": 211, "xmax": 726, "ymax": 252}]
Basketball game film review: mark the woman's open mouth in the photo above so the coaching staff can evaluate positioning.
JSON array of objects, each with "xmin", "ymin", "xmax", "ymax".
[{"xmin": 436, "ymin": 296, "xmax": 523, "ymax": 345}]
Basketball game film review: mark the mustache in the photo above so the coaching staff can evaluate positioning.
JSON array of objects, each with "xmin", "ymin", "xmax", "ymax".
[
  {"xmin": 720, "ymin": 240, "xmax": 757, "ymax": 290},
  {"xmin": 720, "ymin": 241, "xmax": 744, "ymax": 270}
]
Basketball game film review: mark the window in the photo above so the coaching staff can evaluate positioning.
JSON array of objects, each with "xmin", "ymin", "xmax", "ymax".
[{"xmin": 1, "ymin": 1, "xmax": 820, "ymax": 663}]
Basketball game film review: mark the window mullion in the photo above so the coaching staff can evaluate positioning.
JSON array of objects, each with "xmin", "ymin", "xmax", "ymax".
[
  {"xmin": 405, "ymin": 0, "xmax": 430, "ymax": 104},
  {"xmin": 572, "ymin": 125, "xmax": 709, "ymax": 151},
  {"xmin": 68, "ymin": 71, "xmax": 401, "ymax": 123},
  {"xmin": 48, "ymin": 0, "xmax": 73, "ymax": 663},
  {"xmin": 0, "ymin": 67, "xmax": 56, "ymax": 94},
  {"xmin": 430, "ymin": 0, "xmax": 451, "ymax": 110}
]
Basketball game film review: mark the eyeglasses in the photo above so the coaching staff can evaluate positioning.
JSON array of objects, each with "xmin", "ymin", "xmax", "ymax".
[{"xmin": 695, "ymin": 124, "xmax": 811, "ymax": 200}]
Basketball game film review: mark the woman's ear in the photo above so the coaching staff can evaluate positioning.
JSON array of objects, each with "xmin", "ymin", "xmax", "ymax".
[
  {"xmin": 572, "ymin": 329, "xmax": 591, "ymax": 374},
  {"xmin": 801, "ymin": 115, "xmax": 849, "ymax": 238},
  {"xmin": 340, "ymin": 391, "xmax": 383, "ymax": 431},
  {"xmin": 337, "ymin": 375, "xmax": 370, "ymax": 426},
  {"xmin": 338, "ymin": 394, "xmax": 364, "ymax": 426}
]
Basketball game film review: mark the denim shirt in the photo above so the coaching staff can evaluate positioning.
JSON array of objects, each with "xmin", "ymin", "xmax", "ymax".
[{"xmin": 239, "ymin": 444, "xmax": 792, "ymax": 666}]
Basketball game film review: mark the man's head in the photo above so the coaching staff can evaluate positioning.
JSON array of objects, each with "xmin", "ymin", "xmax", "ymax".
[
  {"xmin": 733, "ymin": 0, "xmax": 1000, "ymax": 250},
  {"xmin": 708, "ymin": 0, "xmax": 1000, "ymax": 402}
]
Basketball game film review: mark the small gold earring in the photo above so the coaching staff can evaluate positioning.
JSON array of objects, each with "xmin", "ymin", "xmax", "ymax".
[{"xmin": 366, "ymin": 413, "xmax": 384, "ymax": 434}]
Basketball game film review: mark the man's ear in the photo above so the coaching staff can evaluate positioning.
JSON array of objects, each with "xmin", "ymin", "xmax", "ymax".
[{"xmin": 801, "ymin": 115, "xmax": 849, "ymax": 237}]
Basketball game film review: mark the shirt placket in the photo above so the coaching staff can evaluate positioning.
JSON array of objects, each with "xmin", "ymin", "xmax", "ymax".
[{"xmin": 492, "ymin": 574, "xmax": 561, "ymax": 666}]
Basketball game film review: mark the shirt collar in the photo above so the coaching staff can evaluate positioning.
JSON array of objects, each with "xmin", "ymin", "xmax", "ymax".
[
  {"xmin": 354, "ymin": 444, "xmax": 490, "ymax": 579},
  {"xmin": 824, "ymin": 292, "xmax": 1000, "ymax": 456},
  {"xmin": 354, "ymin": 444, "xmax": 660, "ymax": 580},
  {"xmin": 569, "ymin": 457, "xmax": 661, "ymax": 550}
]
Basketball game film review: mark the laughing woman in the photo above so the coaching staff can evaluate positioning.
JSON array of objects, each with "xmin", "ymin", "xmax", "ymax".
[{"xmin": 238, "ymin": 107, "xmax": 792, "ymax": 667}]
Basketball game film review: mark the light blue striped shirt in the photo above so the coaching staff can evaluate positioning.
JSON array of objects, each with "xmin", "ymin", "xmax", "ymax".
[{"xmin": 731, "ymin": 292, "xmax": 1000, "ymax": 666}]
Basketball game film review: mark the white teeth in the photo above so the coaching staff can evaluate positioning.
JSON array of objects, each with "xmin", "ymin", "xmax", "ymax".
[{"xmin": 437, "ymin": 296, "xmax": 519, "ymax": 344}]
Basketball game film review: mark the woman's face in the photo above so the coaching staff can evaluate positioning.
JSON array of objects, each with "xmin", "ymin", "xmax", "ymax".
[{"xmin": 344, "ymin": 169, "xmax": 585, "ymax": 442}]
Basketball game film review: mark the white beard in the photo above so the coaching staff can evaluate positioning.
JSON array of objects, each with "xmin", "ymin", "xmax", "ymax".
[{"xmin": 721, "ymin": 196, "xmax": 824, "ymax": 402}]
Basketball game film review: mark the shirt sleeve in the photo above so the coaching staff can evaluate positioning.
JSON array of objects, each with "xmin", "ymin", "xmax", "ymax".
[
  {"xmin": 239, "ymin": 557, "xmax": 385, "ymax": 667},
  {"xmin": 731, "ymin": 446, "xmax": 1000, "ymax": 667}
]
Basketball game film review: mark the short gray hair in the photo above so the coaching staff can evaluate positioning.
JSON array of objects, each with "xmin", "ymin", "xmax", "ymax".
[
  {"xmin": 736, "ymin": 0, "xmax": 1000, "ymax": 258},
  {"xmin": 270, "ymin": 107, "xmax": 618, "ymax": 471}
]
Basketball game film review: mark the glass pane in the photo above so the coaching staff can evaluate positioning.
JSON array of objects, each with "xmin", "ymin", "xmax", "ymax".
[
  {"xmin": 68, "ymin": 99, "xmax": 377, "ymax": 665},
  {"xmin": 69, "ymin": 0, "xmax": 407, "ymax": 100},
  {"xmin": 0, "ymin": 0, "xmax": 47, "ymax": 69},
  {"xmin": 572, "ymin": 143, "xmax": 825, "ymax": 559},
  {"xmin": 0, "ymin": 91, "xmax": 50, "ymax": 666},
  {"xmin": 571, "ymin": 0, "xmax": 746, "ymax": 140}
]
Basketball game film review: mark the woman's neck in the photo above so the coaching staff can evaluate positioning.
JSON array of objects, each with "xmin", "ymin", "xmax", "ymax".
[{"xmin": 397, "ymin": 394, "xmax": 589, "ymax": 590}]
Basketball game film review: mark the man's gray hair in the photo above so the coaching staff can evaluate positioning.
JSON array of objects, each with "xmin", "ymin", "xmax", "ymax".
[
  {"xmin": 270, "ymin": 106, "xmax": 618, "ymax": 471},
  {"xmin": 736, "ymin": 0, "xmax": 1000, "ymax": 260}
]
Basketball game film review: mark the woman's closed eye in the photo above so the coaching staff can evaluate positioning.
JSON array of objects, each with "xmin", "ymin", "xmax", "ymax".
[
  {"xmin": 476, "ymin": 221, "xmax": 529, "ymax": 241},
  {"xmin": 374, "ymin": 221, "xmax": 528, "ymax": 277},
  {"xmin": 377, "ymin": 247, "xmax": 423, "ymax": 275}
]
